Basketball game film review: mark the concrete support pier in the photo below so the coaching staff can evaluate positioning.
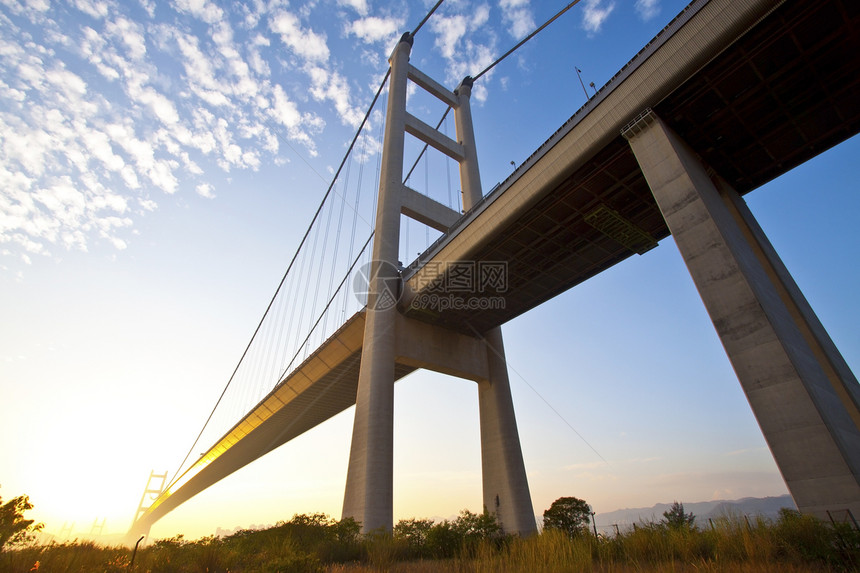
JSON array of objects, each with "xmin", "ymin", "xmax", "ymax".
[
  {"xmin": 623, "ymin": 110, "xmax": 860, "ymax": 519},
  {"xmin": 478, "ymin": 328, "xmax": 537, "ymax": 534}
]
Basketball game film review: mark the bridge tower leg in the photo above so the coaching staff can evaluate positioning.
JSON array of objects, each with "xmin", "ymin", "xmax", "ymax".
[
  {"xmin": 623, "ymin": 110, "xmax": 860, "ymax": 519},
  {"xmin": 127, "ymin": 470, "xmax": 168, "ymax": 543},
  {"xmin": 456, "ymin": 79, "xmax": 536, "ymax": 535},
  {"xmin": 342, "ymin": 33, "xmax": 412, "ymax": 533}
]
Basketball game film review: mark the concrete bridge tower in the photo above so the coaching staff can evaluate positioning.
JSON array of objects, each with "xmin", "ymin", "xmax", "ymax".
[{"xmin": 341, "ymin": 33, "xmax": 537, "ymax": 535}]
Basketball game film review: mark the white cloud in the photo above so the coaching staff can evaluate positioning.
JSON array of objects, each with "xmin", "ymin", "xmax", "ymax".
[
  {"xmin": 106, "ymin": 16, "xmax": 147, "ymax": 61},
  {"xmin": 307, "ymin": 65, "xmax": 363, "ymax": 128},
  {"xmin": 138, "ymin": 0, "xmax": 155, "ymax": 18},
  {"xmin": 635, "ymin": 0, "xmax": 660, "ymax": 21},
  {"xmin": 499, "ymin": 0, "xmax": 533, "ymax": 40},
  {"xmin": 136, "ymin": 86, "xmax": 180, "ymax": 125},
  {"xmin": 428, "ymin": 4, "xmax": 497, "ymax": 98},
  {"xmin": 582, "ymin": 0, "xmax": 615, "ymax": 34},
  {"xmin": 271, "ymin": 84, "xmax": 303, "ymax": 129},
  {"xmin": 174, "ymin": 32, "xmax": 232, "ymax": 107},
  {"xmin": 270, "ymin": 10, "xmax": 330, "ymax": 63},
  {"xmin": 337, "ymin": 0, "xmax": 368, "ymax": 16},
  {"xmin": 347, "ymin": 16, "xmax": 403, "ymax": 45},
  {"xmin": 82, "ymin": 128, "xmax": 126, "ymax": 173},
  {"xmin": 195, "ymin": 182, "xmax": 216, "ymax": 198},
  {"xmin": 71, "ymin": 0, "xmax": 110, "ymax": 20},
  {"xmin": 472, "ymin": 5, "xmax": 491, "ymax": 29},
  {"xmin": 431, "ymin": 14, "xmax": 468, "ymax": 59},
  {"xmin": 213, "ymin": 117, "xmax": 244, "ymax": 169},
  {"xmin": 0, "ymin": 0, "xmax": 384, "ymax": 267},
  {"xmin": 147, "ymin": 158, "xmax": 179, "ymax": 194},
  {"xmin": 352, "ymin": 132, "xmax": 381, "ymax": 164},
  {"xmin": 173, "ymin": 0, "xmax": 223, "ymax": 24},
  {"xmin": 44, "ymin": 65, "xmax": 89, "ymax": 105},
  {"xmin": 1, "ymin": 0, "xmax": 50, "ymax": 15}
]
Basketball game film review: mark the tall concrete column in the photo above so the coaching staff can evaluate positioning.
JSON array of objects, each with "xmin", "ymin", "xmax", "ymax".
[
  {"xmin": 455, "ymin": 77, "xmax": 536, "ymax": 535},
  {"xmin": 479, "ymin": 328, "xmax": 537, "ymax": 534},
  {"xmin": 454, "ymin": 77, "xmax": 483, "ymax": 211},
  {"xmin": 342, "ymin": 33, "xmax": 412, "ymax": 532},
  {"xmin": 623, "ymin": 110, "xmax": 860, "ymax": 519}
]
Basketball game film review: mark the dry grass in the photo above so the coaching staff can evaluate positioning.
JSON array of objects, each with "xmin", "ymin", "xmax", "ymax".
[
  {"xmin": 326, "ymin": 562, "xmax": 833, "ymax": 573},
  {"xmin": 1, "ymin": 511, "xmax": 856, "ymax": 572}
]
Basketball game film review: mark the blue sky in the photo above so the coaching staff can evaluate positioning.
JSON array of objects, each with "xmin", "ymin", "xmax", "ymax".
[{"xmin": 1, "ymin": 0, "xmax": 858, "ymax": 540}]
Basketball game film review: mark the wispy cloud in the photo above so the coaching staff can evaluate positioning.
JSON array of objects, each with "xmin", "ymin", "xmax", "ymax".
[
  {"xmin": 499, "ymin": 0, "xmax": 534, "ymax": 40},
  {"xmin": 582, "ymin": 0, "xmax": 615, "ymax": 35},
  {"xmin": 173, "ymin": 0, "xmax": 224, "ymax": 25},
  {"xmin": 195, "ymin": 183, "xmax": 216, "ymax": 199},
  {"xmin": 306, "ymin": 66, "xmax": 364, "ymax": 129},
  {"xmin": 337, "ymin": 0, "xmax": 369, "ymax": 17},
  {"xmin": 270, "ymin": 10, "xmax": 330, "ymax": 63},
  {"xmin": 724, "ymin": 447, "xmax": 769, "ymax": 457},
  {"xmin": 635, "ymin": 0, "xmax": 660, "ymax": 21},
  {"xmin": 564, "ymin": 461, "xmax": 607, "ymax": 471},
  {"xmin": 0, "ymin": 0, "xmax": 389, "ymax": 266},
  {"xmin": 346, "ymin": 16, "xmax": 404, "ymax": 46},
  {"xmin": 429, "ymin": 4, "xmax": 495, "ymax": 101}
]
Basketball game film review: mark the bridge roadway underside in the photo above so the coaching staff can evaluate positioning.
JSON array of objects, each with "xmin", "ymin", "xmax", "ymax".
[
  {"xmin": 134, "ymin": 312, "xmax": 418, "ymax": 534},
  {"xmin": 402, "ymin": 0, "xmax": 860, "ymax": 335}
]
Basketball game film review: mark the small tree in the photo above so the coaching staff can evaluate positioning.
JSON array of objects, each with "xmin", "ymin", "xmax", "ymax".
[
  {"xmin": 394, "ymin": 518, "xmax": 433, "ymax": 557},
  {"xmin": 425, "ymin": 520, "xmax": 461, "ymax": 558},
  {"xmin": 662, "ymin": 501, "xmax": 695, "ymax": 529},
  {"xmin": 453, "ymin": 509, "xmax": 502, "ymax": 548},
  {"xmin": 0, "ymin": 490, "xmax": 43, "ymax": 551},
  {"xmin": 542, "ymin": 496, "xmax": 592, "ymax": 538}
]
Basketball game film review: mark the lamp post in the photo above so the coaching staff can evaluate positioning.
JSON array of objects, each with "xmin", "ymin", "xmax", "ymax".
[{"xmin": 575, "ymin": 66, "xmax": 589, "ymax": 100}]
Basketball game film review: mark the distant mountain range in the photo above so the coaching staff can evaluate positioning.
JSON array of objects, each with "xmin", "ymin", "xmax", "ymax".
[{"xmin": 594, "ymin": 495, "xmax": 796, "ymax": 531}]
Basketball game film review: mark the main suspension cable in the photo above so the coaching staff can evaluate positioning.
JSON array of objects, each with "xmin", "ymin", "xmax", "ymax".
[
  {"xmin": 413, "ymin": 0, "xmax": 444, "ymax": 36},
  {"xmin": 473, "ymin": 0, "xmax": 583, "ymax": 82}
]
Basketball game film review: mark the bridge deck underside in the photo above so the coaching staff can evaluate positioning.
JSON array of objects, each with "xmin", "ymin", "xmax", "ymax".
[{"xmin": 405, "ymin": 0, "xmax": 860, "ymax": 335}]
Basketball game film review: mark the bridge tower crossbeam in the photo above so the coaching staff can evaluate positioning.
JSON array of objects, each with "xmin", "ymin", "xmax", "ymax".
[{"xmin": 341, "ymin": 32, "xmax": 536, "ymax": 535}]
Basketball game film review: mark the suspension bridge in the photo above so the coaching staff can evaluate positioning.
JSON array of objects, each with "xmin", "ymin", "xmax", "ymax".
[{"xmin": 129, "ymin": 0, "xmax": 860, "ymax": 540}]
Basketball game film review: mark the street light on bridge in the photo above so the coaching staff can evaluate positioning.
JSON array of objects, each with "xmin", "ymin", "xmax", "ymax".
[{"xmin": 575, "ymin": 66, "xmax": 589, "ymax": 100}]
